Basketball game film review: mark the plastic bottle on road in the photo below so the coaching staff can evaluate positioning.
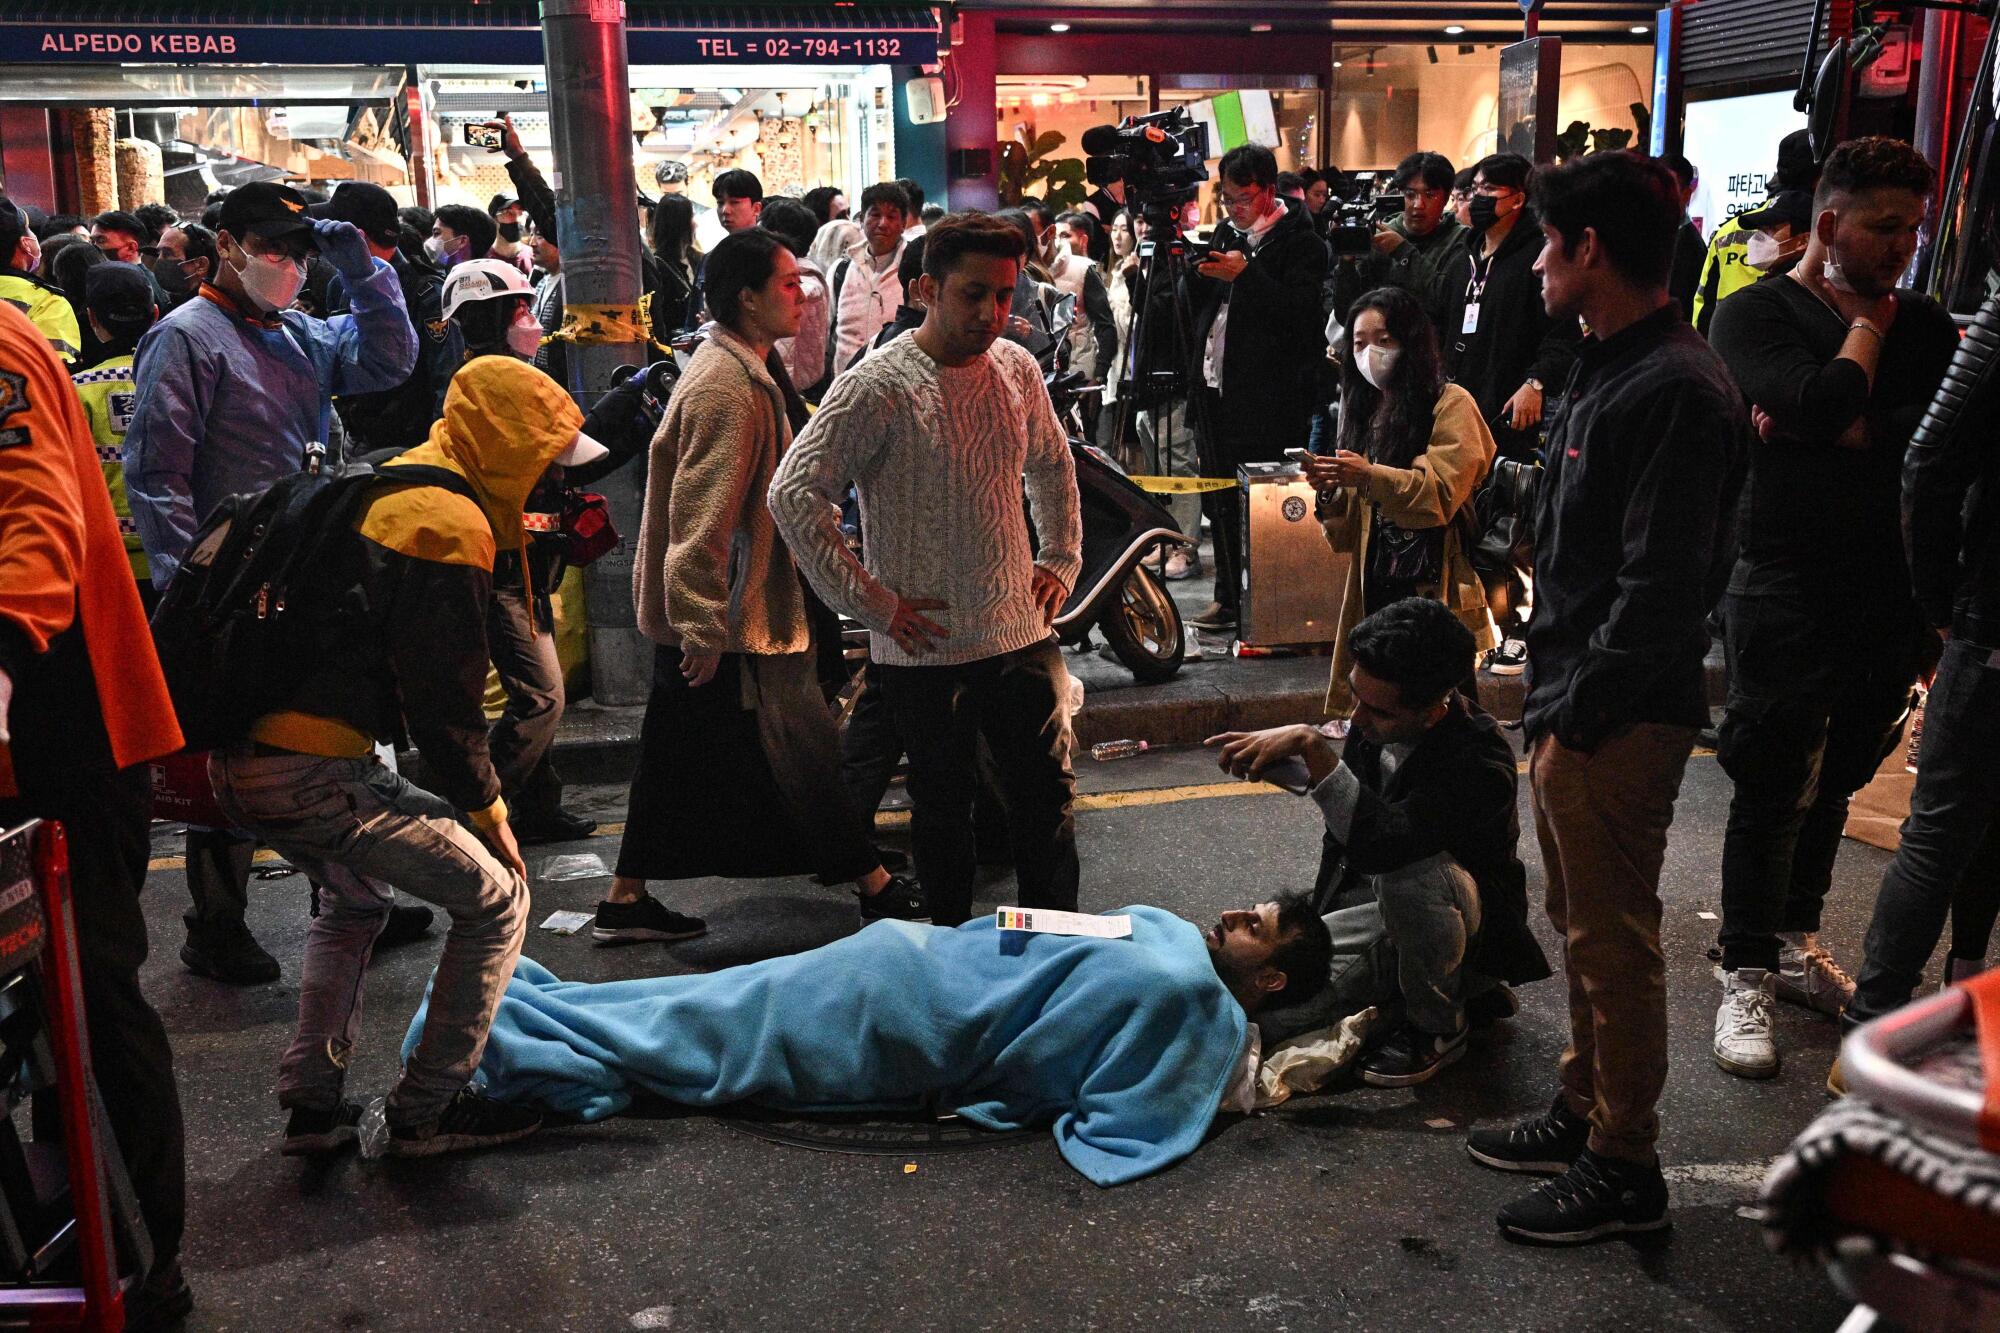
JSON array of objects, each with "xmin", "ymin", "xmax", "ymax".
[{"xmin": 1090, "ymin": 739, "xmax": 1149, "ymax": 762}]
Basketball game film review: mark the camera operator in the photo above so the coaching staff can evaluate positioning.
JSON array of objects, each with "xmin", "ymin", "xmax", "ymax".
[
  {"xmin": 1330, "ymin": 152, "xmax": 1463, "ymax": 330},
  {"xmin": 1186, "ymin": 145, "xmax": 1330, "ymax": 633}
]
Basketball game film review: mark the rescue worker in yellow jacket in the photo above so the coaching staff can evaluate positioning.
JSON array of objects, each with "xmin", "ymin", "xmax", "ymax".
[
  {"xmin": 70, "ymin": 262, "xmax": 158, "ymax": 593},
  {"xmin": 0, "ymin": 197, "xmax": 81, "ymax": 363}
]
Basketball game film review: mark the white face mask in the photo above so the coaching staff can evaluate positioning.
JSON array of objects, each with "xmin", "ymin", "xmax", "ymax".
[
  {"xmin": 1745, "ymin": 229, "xmax": 1785, "ymax": 270},
  {"xmin": 1356, "ymin": 343, "xmax": 1401, "ymax": 391},
  {"xmin": 1822, "ymin": 249, "xmax": 1861, "ymax": 294},
  {"xmin": 236, "ymin": 248, "xmax": 307, "ymax": 313},
  {"xmin": 506, "ymin": 310, "xmax": 543, "ymax": 359}
]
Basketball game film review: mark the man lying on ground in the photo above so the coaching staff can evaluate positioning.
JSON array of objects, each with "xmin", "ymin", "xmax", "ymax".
[
  {"xmin": 1208, "ymin": 598, "xmax": 1549, "ymax": 1086},
  {"xmin": 399, "ymin": 898, "xmax": 1332, "ymax": 1185}
]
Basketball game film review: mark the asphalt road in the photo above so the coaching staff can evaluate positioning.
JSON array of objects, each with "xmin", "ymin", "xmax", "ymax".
[{"xmin": 137, "ymin": 741, "xmax": 1891, "ymax": 1332}]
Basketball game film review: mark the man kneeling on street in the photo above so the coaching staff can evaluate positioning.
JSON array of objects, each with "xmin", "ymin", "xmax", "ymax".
[{"xmin": 1208, "ymin": 598, "xmax": 1548, "ymax": 1085}]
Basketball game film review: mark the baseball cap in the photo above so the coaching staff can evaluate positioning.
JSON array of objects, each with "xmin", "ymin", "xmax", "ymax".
[
  {"xmin": 487, "ymin": 192, "xmax": 520, "ymax": 217},
  {"xmin": 310, "ymin": 181, "xmax": 399, "ymax": 244},
  {"xmin": 1773, "ymin": 129, "xmax": 1818, "ymax": 193},
  {"xmin": 440, "ymin": 256, "xmax": 534, "ymax": 320},
  {"xmin": 1737, "ymin": 188, "xmax": 1815, "ymax": 235},
  {"xmin": 217, "ymin": 180, "xmax": 315, "ymax": 244},
  {"xmin": 555, "ymin": 429, "xmax": 610, "ymax": 468},
  {"xmin": 84, "ymin": 262, "xmax": 158, "ymax": 337}
]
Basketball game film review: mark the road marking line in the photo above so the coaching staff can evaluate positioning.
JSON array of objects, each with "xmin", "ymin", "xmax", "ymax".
[{"xmin": 145, "ymin": 752, "xmax": 1721, "ymax": 869}]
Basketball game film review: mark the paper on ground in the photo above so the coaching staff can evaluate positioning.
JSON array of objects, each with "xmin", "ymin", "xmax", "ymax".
[
  {"xmin": 539, "ymin": 910, "xmax": 594, "ymax": 935},
  {"xmin": 995, "ymin": 907, "xmax": 1132, "ymax": 938}
]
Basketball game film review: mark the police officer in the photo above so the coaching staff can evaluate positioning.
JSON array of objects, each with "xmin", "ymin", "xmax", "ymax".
[
  {"xmin": 0, "ymin": 197, "xmax": 81, "ymax": 363},
  {"xmin": 312, "ymin": 182, "xmax": 454, "ymax": 453},
  {"xmin": 70, "ymin": 262, "xmax": 159, "ymax": 605}
]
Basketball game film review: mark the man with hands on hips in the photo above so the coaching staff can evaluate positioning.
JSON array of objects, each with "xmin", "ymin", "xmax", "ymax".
[{"xmin": 771, "ymin": 212, "xmax": 1082, "ymax": 928}]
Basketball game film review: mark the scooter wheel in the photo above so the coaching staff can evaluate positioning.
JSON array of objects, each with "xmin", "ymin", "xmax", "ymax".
[{"xmin": 1103, "ymin": 564, "xmax": 1186, "ymax": 684}]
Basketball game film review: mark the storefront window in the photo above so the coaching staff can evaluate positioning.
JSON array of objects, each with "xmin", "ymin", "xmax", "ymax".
[{"xmin": 424, "ymin": 63, "xmax": 895, "ymax": 247}]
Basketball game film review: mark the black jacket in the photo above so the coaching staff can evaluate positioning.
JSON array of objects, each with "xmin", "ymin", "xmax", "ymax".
[
  {"xmin": 1523, "ymin": 305, "xmax": 1746, "ymax": 751},
  {"xmin": 1906, "ymin": 290, "xmax": 2000, "ymax": 644},
  {"xmin": 1439, "ymin": 218, "xmax": 1580, "ymax": 457},
  {"xmin": 330, "ymin": 252, "xmax": 451, "ymax": 452},
  {"xmin": 1327, "ymin": 697, "xmax": 1550, "ymax": 986},
  {"xmin": 1186, "ymin": 197, "xmax": 1328, "ymax": 442},
  {"xmin": 1668, "ymin": 220, "xmax": 1706, "ymax": 322}
]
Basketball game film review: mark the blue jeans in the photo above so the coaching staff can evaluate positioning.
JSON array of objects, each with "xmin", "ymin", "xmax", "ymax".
[
  {"xmin": 211, "ymin": 750, "xmax": 529, "ymax": 1125},
  {"xmin": 1849, "ymin": 637, "xmax": 2000, "ymax": 1024}
]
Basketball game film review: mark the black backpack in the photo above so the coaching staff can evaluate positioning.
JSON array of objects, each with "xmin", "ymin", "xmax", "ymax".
[{"xmin": 150, "ymin": 444, "xmax": 480, "ymax": 752}]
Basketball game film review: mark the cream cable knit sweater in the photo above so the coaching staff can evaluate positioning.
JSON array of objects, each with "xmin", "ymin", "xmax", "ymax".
[{"xmin": 768, "ymin": 331, "xmax": 1082, "ymax": 668}]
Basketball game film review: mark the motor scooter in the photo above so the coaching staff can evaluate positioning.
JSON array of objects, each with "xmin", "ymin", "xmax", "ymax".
[{"xmin": 1040, "ymin": 368, "xmax": 1193, "ymax": 683}]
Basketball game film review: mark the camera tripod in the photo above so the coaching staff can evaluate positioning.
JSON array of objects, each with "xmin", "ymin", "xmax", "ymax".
[{"xmin": 1107, "ymin": 198, "xmax": 1225, "ymax": 537}]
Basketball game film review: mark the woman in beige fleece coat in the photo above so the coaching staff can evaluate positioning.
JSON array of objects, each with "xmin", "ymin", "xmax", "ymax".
[
  {"xmin": 599, "ymin": 230, "xmax": 924, "ymax": 945},
  {"xmin": 1303, "ymin": 286, "xmax": 1498, "ymax": 720}
]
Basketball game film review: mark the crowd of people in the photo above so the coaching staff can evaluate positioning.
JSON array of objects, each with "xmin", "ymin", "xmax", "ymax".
[{"xmin": 0, "ymin": 114, "xmax": 1992, "ymax": 1325}]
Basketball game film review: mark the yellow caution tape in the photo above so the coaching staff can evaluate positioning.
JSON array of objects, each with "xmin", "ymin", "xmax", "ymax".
[
  {"xmin": 555, "ymin": 301, "xmax": 649, "ymax": 346},
  {"xmin": 1126, "ymin": 475, "xmax": 1238, "ymax": 494}
]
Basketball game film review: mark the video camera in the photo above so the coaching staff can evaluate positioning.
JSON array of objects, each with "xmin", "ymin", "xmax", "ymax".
[
  {"xmin": 1325, "ymin": 168, "xmax": 1401, "ymax": 258},
  {"xmin": 1082, "ymin": 107, "xmax": 1211, "ymax": 224}
]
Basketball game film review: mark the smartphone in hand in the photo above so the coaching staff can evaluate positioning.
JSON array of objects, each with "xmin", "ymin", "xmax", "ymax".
[{"xmin": 464, "ymin": 122, "xmax": 504, "ymax": 150}]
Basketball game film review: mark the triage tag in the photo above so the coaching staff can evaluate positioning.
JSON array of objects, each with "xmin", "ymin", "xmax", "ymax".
[
  {"xmin": 995, "ymin": 907, "xmax": 1133, "ymax": 938},
  {"xmin": 1461, "ymin": 301, "xmax": 1481, "ymax": 335}
]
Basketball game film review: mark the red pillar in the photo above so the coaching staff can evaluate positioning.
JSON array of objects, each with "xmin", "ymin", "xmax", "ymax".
[{"xmin": 946, "ymin": 10, "xmax": 999, "ymax": 210}]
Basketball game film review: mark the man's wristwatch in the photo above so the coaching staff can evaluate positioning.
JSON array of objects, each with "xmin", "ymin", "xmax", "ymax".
[{"xmin": 1524, "ymin": 377, "xmax": 1544, "ymax": 393}]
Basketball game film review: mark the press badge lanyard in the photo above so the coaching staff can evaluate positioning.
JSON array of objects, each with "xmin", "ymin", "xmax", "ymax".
[{"xmin": 1462, "ymin": 249, "xmax": 1497, "ymax": 336}]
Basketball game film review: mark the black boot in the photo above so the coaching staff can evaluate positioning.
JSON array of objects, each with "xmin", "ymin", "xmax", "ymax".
[{"xmin": 181, "ymin": 830, "xmax": 277, "ymax": 984}]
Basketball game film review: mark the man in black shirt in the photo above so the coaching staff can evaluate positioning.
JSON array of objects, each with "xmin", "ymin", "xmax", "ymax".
[
  {"xmin": 1706, "ymin": 138, "xmax": 1956, "ymax": 1080},
  {"xmin": 1661, "ymin": 153, "xmax": 1708, "ymax": 321},
  {"xmin": 1464, "ymin": 152, "xmax": 1744, "ymax": 1246},
  {"xmin": 1438, "ymin": 152, "xmax": 1581, "ymax": 464}
]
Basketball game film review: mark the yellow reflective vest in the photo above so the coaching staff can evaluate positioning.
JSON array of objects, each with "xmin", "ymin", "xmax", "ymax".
[
  {"xmin": 0, "ymin": 268, "xmax": 81, "ymax": 363},
  {"xmin": 72, "ymin": 351, "xmax": 149, "ymax": 582},
  {"xmin": 1691, "ymin": 214, "xmax": 1769, "ymax": 337}
]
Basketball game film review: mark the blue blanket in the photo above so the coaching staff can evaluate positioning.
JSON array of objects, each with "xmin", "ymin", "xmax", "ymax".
[{"xmin": 405, "ymin": 905, "xmax": 1246, "ymax": 1185}]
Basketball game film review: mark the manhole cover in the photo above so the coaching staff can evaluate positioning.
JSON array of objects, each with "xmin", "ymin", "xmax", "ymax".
[{"xmin": 718, "ymin": 1106, "xmax": 1038, "ymax": 1156}]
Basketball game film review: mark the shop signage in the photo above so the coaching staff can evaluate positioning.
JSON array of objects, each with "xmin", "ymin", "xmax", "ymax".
[
  {"xmin": 0, "ymin": 20, "xmax": 938, "ymax": 66},
  {"xmin": 1683, "ymin": 90, "xmax": 1807, "ymax": 239}
]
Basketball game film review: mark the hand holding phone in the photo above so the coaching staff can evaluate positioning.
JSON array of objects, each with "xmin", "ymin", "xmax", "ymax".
[
  {"xmin": 464, "ymin": 122, "xmax": 504, "ymax": 150},
  {"xmin": 1284, "ymin": 448, "xmax": 1315, "ymax": 466}
]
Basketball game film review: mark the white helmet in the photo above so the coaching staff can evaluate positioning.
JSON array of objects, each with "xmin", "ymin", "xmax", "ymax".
[{"xmin": 440, "ymin": 257, "xmax": 534, "ymax": 321}]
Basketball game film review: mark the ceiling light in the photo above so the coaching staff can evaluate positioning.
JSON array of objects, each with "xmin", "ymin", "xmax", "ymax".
[
  {"xmin": 1250, "ymin": 23, "xmax": 1272, "ymax": 33},
  {"xmin": 1630, "ymin": 25, "xmax": 1650, "ymax": 34},
  {"xmin": 1049, "ymin": 22, "xmax": 1070, "ymax": 33},
  {"xmin": 1331, "ymin": 60, "xmax": 1343, "ymax": 68},
  {"xmin": 1443, "ymin": 25, "xmax": 1465, "ymax": 36}
]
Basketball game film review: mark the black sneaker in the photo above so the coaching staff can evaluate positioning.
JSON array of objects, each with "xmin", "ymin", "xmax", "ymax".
[
  {"xmin": 122, "ymin": 1256, "xmax": 195, "ymax": 1332},
  {"xmin": 1360, "ymin": 1022, "xmax": 1467, "ymax": 1088},
  {"xmin": 282, "ymin": 1099, "xmax": 364, "ymax": 1156},
  {"xmin": 1483, "ymin": 639, "xmax": 1528, "ymax": 676},
  {"xmin": 376, "ymin": 903, "xmax": 435, "ymax": 949},
  {"xmin": 1466, "ymin": 985, "xmax": 1520, "ymax": 1027},
  {"xmin": 1465, "ymin": 1092, "xmax": 1591, "ymax": 1175},
  {"xmin": 1496, "ymin": 1148, "xmax": 1670, "ymax": 1245},
  {"xmin": 591, "ymin": 893, "xmax": 707, "ymax": 945},
  {"xmin": 858, "ymin": 874, "xmax": 930, "ymax": 924},
  {"xmin": 514, "ymin": 809, "xmax": 599, "ymax": 846},
  {"xmin": 383, "ymin": 1086, "xmax": 542, "ymax": 1158},
  {"xmin": 180, "ymin": 924, "xmax": 280, "ymax": 985}
]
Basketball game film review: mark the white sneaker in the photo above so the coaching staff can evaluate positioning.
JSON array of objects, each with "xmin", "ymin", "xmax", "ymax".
[
  {"xmin": 1775, "ymin": 931, "xmax": 1853, "ymax": 1017},
  {"xmin": 1162, "ymin": 548, "xmax": 1198, "ymax": 581},
  {"xmin": 1714, "ymin": 967, "xmax": 1779, "ymax": 1079},
  {"xmin": 1483, "ymin": 639, "xmax": 1528, "ymax": 676}
]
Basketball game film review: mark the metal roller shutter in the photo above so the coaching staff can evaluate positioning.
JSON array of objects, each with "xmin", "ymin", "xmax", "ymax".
[{"xmin": 1683, "ymin": 0, "xmax": 1819, "ymax": 92}]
